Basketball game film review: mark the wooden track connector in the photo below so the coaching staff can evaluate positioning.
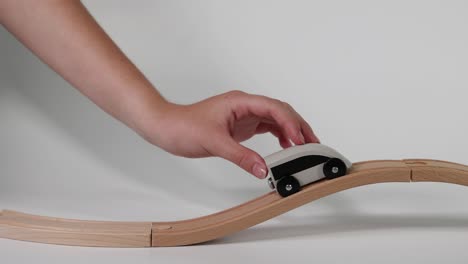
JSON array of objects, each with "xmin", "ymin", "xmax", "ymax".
[{"xmin": 1, "ymin": 159, "xmax": 467, "ymax": 247}]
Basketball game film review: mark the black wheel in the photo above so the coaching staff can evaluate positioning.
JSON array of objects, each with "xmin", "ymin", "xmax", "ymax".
[
  {"xmin": 323, "ymin": 158, "xmax": 347, "ymax": 179},
  {"xmin": 276, "ymin": 176, "xmax": 300, "ymax": 197}
]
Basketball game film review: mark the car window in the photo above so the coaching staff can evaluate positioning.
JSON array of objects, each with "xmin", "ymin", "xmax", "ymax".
[{"xmin": 271, "ymin": 155, "xmax": 330, "ymax": 180}]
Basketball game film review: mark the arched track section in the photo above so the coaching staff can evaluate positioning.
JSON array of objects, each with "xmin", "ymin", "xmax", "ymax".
[{"xmin": 1, "ymin": 159, "xmax": 467, "ymax": 247}]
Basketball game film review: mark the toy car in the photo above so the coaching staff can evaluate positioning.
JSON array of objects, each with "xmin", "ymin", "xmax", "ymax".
[{"xmin": 265, "ymin": 143, "xmax": 352, "ymax": 197}]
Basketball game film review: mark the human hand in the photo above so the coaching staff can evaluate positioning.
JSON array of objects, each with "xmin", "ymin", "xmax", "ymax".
[
  {"xmin": 142, "ymin": 90, "xmax": 320, "ymax": 179},
  {"xmin": 0, "ymin": 2, "xmax": 317, "ymax": 179}
]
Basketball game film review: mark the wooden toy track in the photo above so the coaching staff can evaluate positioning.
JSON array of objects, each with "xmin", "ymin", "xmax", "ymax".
[{"xmin": 1, "ymin": 159, "xmax": 468, "ymax": 247}]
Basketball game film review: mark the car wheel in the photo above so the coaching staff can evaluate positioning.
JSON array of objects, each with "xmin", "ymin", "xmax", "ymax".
[
  {"xmin": 323, "ymin": 158, "xmax": 347, "ymax": 179},
  {"xmin": 276, "ymin": 176, "xmax": 300, "ymax": 197}
]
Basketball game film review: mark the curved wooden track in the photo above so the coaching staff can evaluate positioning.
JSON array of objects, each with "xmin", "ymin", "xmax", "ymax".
[{"xmin": 1, "ymin": 159, "xmax": 468, "ymax": 247}]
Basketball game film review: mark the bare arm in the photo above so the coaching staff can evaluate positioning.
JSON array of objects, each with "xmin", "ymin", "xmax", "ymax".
[
  {"xmin": 0, "ymin": 0, "xmax": 319, "ymax": 179},
  {"xmin": 0, "ymin": 0, "xmax": 166, "ymax": 136}
]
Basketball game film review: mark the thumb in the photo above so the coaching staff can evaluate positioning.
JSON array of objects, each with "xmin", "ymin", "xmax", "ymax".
[{"xmin": 212, "ymin": 137, "xmax": 268, "ymax": 179}]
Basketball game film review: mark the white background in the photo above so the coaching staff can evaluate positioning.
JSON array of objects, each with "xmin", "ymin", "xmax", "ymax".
[{"xmin": 1, "ymin": 0, "xmax": 468, "ymax": 263}]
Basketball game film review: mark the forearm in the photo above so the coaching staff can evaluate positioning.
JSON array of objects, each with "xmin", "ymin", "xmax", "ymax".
[
  {"xmin": 0, "ymin": 0, "xmax": 320, "ymax": 178},
  {"xmin": 0, "ymin": 0, "xmax": 167, "ymax": 136}
]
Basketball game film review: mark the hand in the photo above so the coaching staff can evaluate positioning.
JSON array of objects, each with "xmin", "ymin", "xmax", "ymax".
[
  {"xmin": 0, "ymin": 3, "xmax": 320, "ymax": 179},
  {"xmin": 142, "ymin": 90, "xmax": 320, "ymax": 179}
]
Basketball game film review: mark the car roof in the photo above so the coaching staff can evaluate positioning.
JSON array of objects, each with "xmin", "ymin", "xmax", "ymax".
[{"xmin": 264, "ymin": 143, "xmax": 352, "ymax": 168}]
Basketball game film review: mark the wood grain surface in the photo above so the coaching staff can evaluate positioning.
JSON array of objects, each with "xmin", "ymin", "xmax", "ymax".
[{"xmin": 1, "ymin": 159, "xmax": 467, "ymax": 247}]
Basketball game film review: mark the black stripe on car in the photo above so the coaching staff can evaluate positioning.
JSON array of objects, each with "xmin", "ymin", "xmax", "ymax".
[{"xmin": 270, "ymin": 155, "xmax": 330, "ymax": 181}]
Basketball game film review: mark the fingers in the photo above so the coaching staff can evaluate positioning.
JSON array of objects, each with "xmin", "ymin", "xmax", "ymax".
[
  {"xmin": 280, "ymin": 101, "xmax": 320, "ymax": 144},
  {"xmin": 255, "ymin": 122, "xmax": 292, "ymax": 148},
  {"xmin": 209, "ymin": 134, "xmax": 268, "ymax": 179},
  {"xmin": 213, "ymin": 90, "xmax": 319, "ymax": 179},
  {"xmin": 295, "ymin": 110, "xmax": 320, "ymax": 143},
  {"xmin": 228, "ymin": 91, "xmax": 320, "ymax": 146}
]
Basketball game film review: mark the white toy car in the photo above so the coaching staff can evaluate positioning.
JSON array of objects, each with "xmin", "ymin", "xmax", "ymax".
[{"xmin": 265, "ymin": 143, "xmax": 352, "ymax": 197}]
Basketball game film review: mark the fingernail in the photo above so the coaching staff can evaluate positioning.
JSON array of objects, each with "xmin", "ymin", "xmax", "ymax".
[
  {"xmin": 253, "ymin": 163, "xmax": 267, "ymax": 179},
  {"xmin": 315, "ymin": 135, "xmax": 321, "ymax": 143},
  {"xmin": 299, "ymin": 133, "xmax": 305, "ymax": 144}
]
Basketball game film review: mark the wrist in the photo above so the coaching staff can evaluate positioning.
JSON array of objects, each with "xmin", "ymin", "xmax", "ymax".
[{"xmin": 134, "ymin": 97, "xmax": 179, "ymax": 146}]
